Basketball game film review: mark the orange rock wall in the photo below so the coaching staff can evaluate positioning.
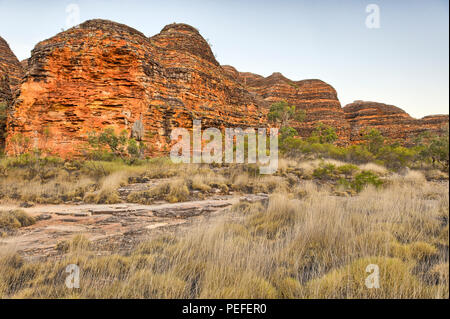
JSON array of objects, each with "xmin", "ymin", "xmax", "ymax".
[
  {"xmin": 5, "ymin": 20, "xmax": 265, "ymax": 157},
  {"xmin": 2, "ymin": 20, "xmax": 449, "ymax": 156},
  {"xmin": 223, "ymin": 68, "xmax": 351, "ymax": 144},
  {"xmin": 1, "ymin": 36, "xmax": 24, "ymax": 148},
  {"xmin": 343, "ymin": 101, "xmax": 449, "ymax": 144}
]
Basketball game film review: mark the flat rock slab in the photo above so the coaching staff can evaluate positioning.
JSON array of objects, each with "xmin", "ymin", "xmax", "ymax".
[{"xmin": 0, "ymin": 193, "xmax": 268, "ymax": 260}]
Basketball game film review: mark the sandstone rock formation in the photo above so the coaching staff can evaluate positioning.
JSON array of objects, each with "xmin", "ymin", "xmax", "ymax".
[
  {"xmin": 0, "ymin": 36, "xmax": 23, "ymax": 148},
  {"xmin": 0, "ymin": 68, "xmax": 12, "ymax": 148},
  {"xmin": 5, "ymin": 20, "xmax": 265, "ymax": 157},
  {"xmin": 222, "ymin": 65, "xmax": 264, "ymax": 85},
  {"xmin": 343, "ymin": 101, "xmax": 449, "ymax": 144},
  {"xmin": 0, "ymin": 36, "xmax": 23, "ymax": 91},
  {"xmin": 223, "ymin": 67, "xmax": 350, "ymax": 144},
  {"xmin": 2, "ymin": 20, "xmax": 449, "ymax": 156},
  {"xmin": 20, "ymin": 59, "xmax": 29, "ymax": 73}
]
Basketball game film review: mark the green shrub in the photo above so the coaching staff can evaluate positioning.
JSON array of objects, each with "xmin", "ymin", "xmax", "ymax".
[
  {"xmin": 312, "ymin": 163, "xmax": 337, "ymax": 180},
  {"xmin": 377, "ymin": 146, "xmax": 417, "ymax": 170},
  {"xmin": 310, "ymin": 123, "xmax": 338, "ymax": 144},
  {"xmin": 87, "ymin": 128, "xmax": 146, "ymax": 161},
  {"xmin": 345, "ymin": 145, "xmax": 375, "ymax": 164},
  {"xmin": 336, "ymin": 164, "xmax": 359, "ymax": 177},
  {"xmin": 351, "ymin": 170, "xmax": 383, "ymax": 192},
  {"xmin": 362, "ymin": 128, "xmax": 385, "ymax": 154}
]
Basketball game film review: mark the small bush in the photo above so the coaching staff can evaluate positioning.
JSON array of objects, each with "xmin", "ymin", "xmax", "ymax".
[
  {"xmin": 312, "ymin": 163, "xmax": 336, "ymax": 180},
  {"xmin": 336, "ymin": 164, "xmax": 359, "ymax": 177},
  {"xmin": 351, "ymin": 170, "xmax": 383, "ymax": 192}
]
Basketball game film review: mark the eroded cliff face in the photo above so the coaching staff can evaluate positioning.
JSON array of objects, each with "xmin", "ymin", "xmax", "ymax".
[
  {"xmin": 0, "ymin": 67, "xmax": 12, "ymax": 106},
  {"xmin": 0, "ymin": 36, "xmax": 23, "ymax": 92},
  {"xmin": 0, "ymin": 36, "xmax": 24, "ymax": 148},
  {"xmin": 0, "ymin": 68, "xmax": 12, "ymax": 148},
  {"xmin": 3, "ymin": 20, "xmax": 449, "ymax": 156},
  {"xmin": 343, "ymin": 101, "xmax": 449, "ymax": 144},
  {"xmin": 222, "ymin": 65, "xmax": 264, "ymax": 85},
  {"xmin": 223, "ymin": 67, "xmax": 351, "ymax": 144},
  {"xmin": 5, "ymin": 20, "xmax": 265, "ymax": 156},
  {"xmin": 147, "ymin": 23, "xmax": 265, "ymax": 134}
]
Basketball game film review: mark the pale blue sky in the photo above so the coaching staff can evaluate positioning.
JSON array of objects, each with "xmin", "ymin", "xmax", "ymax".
[{"xmin": 0, "ymin": 0, "xmax": 448, "ymax": 118}]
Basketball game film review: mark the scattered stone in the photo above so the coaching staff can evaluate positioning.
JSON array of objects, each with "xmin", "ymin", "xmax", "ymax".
[
  {"xmin": 61, "ymin": 218, "xmax": 78, "ymax": 223},
  {"xmin": 55, "ymin": 212, "xmax": 73, "ymax": 216},
  {"xmin": 19, "ymin": 201, "xmax": 34, "ymax": 208},
  {"xmin": 73, "ymin": 212, "xmax": 91, "ymax": 217},
  {"xmin": 240, "ymin": 194, "xmax": 269, "ymax": 203},
  {"xmin": 36, "ymin": 214, "xmax": 52, "ymax": 221},
  {"xmin": 0, "ymin": 193, "xmax": 273, "ymax": 259}
]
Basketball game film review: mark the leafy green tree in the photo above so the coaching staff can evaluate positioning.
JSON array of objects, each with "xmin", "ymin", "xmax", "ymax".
[
  {"xmin": 279, "ymin": 126, "xmax": 297, "ymax": 142},
  {"xmin": 377, "ymin": 145, "xmax": 416, "ymax": 170},
  {"xmin": 428, "ymin": 127, "xmax": 449, "ymax": 170},
  {"xmin": 363, "ymin": 128, "xmax": 384, "ymax": 154},
  {"xmin": 311, "ymin": 123, "xmax": 338, "ymax": 144},
  {"xmin": 88, "ymin": 128, "xmax": 146, "ymax": 161},
  {"xmin": 345, "ymin": 145, "xmax": 375, "ymax": 163},
  {"xmin": 268, "ymin": 100, "xmax": 306, "ymax": 151},
  {"xmin": 127, "ymin": 138, "xmax": 146, "ymax": 160},
  {"xmin": 268, "ymin": 100, "xmax": 305, "ymax": 129},
  {"xmin": 412, "ymin": 130, "xmax": 433, "ymax": 147}
]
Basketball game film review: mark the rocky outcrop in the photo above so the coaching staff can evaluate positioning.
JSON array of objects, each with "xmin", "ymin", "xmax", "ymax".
[
  {"xmin": 147, "ymin": 23, "xmax": 265, "ymax": 132},
  {"xmin": 222, "ymin": 65, "xmax": 264, "ymax": 85},
  {"xmin": 20, "ymin": 59, "xmax": 29, "ymax": 73},
  {"xmin": 2, "ymin": 20, "xmax": 449, "ymax": 156},
  {"xmin": 224, "ymin": 68, "xmax": 351, "ymax": 144},
  {"xmin": 5, "ymin": 20, "xmax": 265, "ymax": 157},
  {"xmin": 0, "ymin": 68, "xmax": 12, "ymax": 148},
  {"xmin": 0, "ymin": 36, "xmax": 23, "ymax": 148},
  {"xmin": 0, "ymin": 36, "xmax": 23, "ymax": 91},
  {"xmin": 343, "ymin": 101, "xmax": 449, "ymax": 144},
  {"xmin": 151, "ymin": 23, "xmax": 218, "ymax": 66}
]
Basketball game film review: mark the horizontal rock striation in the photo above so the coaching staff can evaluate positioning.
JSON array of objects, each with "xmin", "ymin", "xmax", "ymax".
[
  {"xmin": 5, "ymin": 20, "xmax": 265, "ymax": 157},
  {"xmin": 222, "ymin": 65, "xmax": 264, "ymax": 85},
  {"xmin": 0, "ymin": 36, "xmax": 23, "ymax": 91},
  {"xmin": 343, "ymin": 101, "xmax": 449, "ymax": 144},
  {"xmin": 2, "ymin": 20, "xmax": 448, "ymax": 156},
  {"xmin": 224, "ymin": 68, "xmax": 351, "ymax": 144},
  {"xmin": 1, "ymin": 36, "xmax": 24, "ymax": 148}
]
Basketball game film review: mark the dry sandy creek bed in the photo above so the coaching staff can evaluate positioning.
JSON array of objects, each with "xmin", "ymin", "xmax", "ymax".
[
  {"xmin": 2, "ymin": 179, "xmax": 446, "ymax": 261},
  {"xmin": 0, "ymin": 180, "xmax": 269, "ymax": 260}
]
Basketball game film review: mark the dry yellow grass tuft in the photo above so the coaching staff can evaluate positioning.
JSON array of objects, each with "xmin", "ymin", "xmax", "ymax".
[
  {"xmin": 0, "ymin": 175, "xmax": 447, "ymax": 299},
  {"xmin": 0, "ymin": 155, "xmax": 448, "ymax": 299},
  {"xmin": 0, "ymin": 210, "xmax": 35, "ymax": 236}
]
